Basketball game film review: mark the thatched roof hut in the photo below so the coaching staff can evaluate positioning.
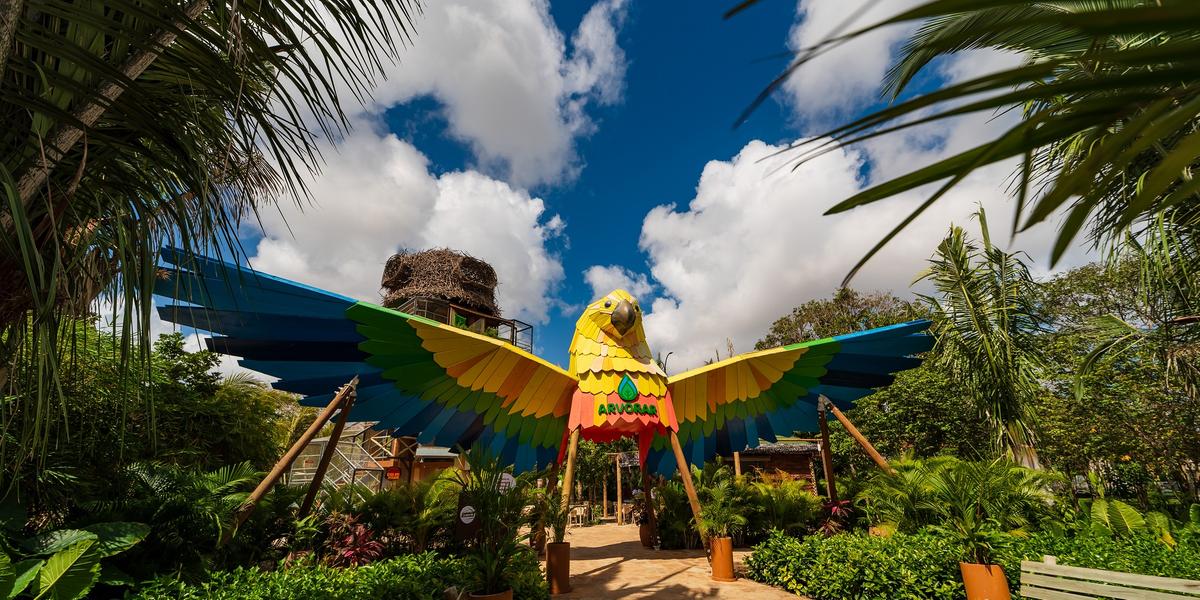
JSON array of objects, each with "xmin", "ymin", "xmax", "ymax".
[{"xmin": 381, "ymin": 248, "xmax": 499, "ymax": 316}]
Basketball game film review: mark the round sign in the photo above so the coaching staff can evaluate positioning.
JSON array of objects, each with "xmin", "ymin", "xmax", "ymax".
[
  {"xmin": 459, "ymin": 505, "xmax": 476, "ymax": 525},
  {"xmin": 498, "ymin": 473, "xmax": 516, "ymax": 493}
]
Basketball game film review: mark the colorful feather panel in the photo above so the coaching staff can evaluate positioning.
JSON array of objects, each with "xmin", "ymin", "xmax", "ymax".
[
  {"xmin": 644, "ymin": 320, "xmax": 933, "ymax": 477},
  {"xmin": 153, "ymin": 248, "xmax": 573, "ymax": 472}
]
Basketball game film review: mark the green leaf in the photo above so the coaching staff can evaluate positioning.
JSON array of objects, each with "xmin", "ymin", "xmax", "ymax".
[
  {"xmin": 0, "ymin": 554, "xmax": 11, "ymax": 599},
  {"xmin": 96, "ymin": 564, "xmax": 135, "ymax": 588},
  {"xmin": 2, "ymin": 557, "xmax": 43, "ymax": 600},
  {"xmin": 1189, "ymin": 503, "xmax": 1200, "ymax": 527},
  {"xmin": 1105, "ymin": 499, "xmax": 1146, "ymax": 537},
  {"xmin": 34, "ymin": 540, "xmax": 101, "ymax": 600},
  {"xmin": 21, "ymin": 530, "xmax": 97, "ymax": 557},
  {"xmin": 80, "ymin": 522, "xmax": 150, "ymax": 558}
]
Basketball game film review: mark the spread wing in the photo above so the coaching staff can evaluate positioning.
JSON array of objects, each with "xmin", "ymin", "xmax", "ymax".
[
  {"xmin": 154, "ymin": 248, "xmax": 575, "ymax": 472},
  {"xmin": 643, "ymin": 320, "xmax": 933, "ymax": 476}
]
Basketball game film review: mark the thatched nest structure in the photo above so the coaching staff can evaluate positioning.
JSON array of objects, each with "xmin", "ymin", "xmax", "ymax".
[{"xmin": 381, "ymin": 248, "xmax": 499, "ymax": 316}]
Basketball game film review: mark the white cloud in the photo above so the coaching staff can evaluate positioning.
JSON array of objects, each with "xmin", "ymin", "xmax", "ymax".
[
  {"xmin": 783, "ymin": 0, "xmax": 922, "ymax": 126},
  {"xmin": 249, "ymin": 127, "xmax": 566, "ymax": 325},
  {"xmin": 583, "ymin": 265, "xmax": 653, "ymax": 301},
  {"xmin": 628, "ymin": 38, "xmax": 1089, "ymax": 369},
  {"xmin": 357, "ymin": 0, "xmax": 630, "ymax": 187},
  {"xmin": 244, "ymin": 0, "xmax": 633, "ymax": 324}
]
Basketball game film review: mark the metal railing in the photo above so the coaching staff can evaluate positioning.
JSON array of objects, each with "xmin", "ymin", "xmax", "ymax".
[{"xmin": 284, "ymin": 434, "xmax": 388, "ymax": 492}]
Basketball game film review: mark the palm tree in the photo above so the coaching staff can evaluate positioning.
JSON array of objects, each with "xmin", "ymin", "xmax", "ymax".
[
  {"xmin": 0, "ymin": 0, "xmax": 419, "ymax": 469},
  {"xmin": 918, "ymin": 208, "xmax": 1045, "ymax": 467},
  {"xmin": 1080, "ymin": 218, "xmax": 1200, "ymax": 399},
  {"xmin": 733, "ymin": 0, "xmax": 1200, "ymax": 280}
]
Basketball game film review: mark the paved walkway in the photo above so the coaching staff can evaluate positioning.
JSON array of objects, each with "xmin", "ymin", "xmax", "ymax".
[{"xmin": 543, "ymin": 523, "xmax": 799, "ymax": 599}]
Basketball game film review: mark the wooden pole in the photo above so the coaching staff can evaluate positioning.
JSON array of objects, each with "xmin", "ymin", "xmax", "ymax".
[
  {"xmin": 229, "ymin": 376, "xmax": 358, "ymax": 533},
  {"xmin": 668, "ymin": 430, "xmax": 706, "ymax": 552},
  {"xmin": 602, "ymin": 471, "xmax": 608, "ymax": 519},
  {"xmin": 560, "ymin": 427, "xmax": 582, "ymax": 514},
  {"xmin": 298, "ymin": 384, "xmax": 357, "ymax": 518},
  {"xmin": 825, "ymin": 399, "xmax": 895, "ymax": 475},
  {"xmin": 818, "ymin": 400, "xmax": 837, "ymax": 502},
  {"xmin": 615, "ymin": 453, "xmax": 623, "ymax": 525},
  {"xmin": 733, "ymin": 451, "xmax": 742, "ymax": 478}
]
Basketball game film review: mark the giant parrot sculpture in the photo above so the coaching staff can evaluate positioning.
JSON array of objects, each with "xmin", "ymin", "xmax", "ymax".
[{"xmin": 154, "ymin": 248, "xmax": 932, "ymax": 516}]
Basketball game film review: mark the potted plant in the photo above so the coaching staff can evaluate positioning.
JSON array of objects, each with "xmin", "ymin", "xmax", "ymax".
[
  {"xmin": 696, "ymin": 479, "xmax": 747, "ymax": 582},
  {"xmin": 543, "ymin": 495, "xmax": 571, "ymax": 594},
  {"xmin": 926, "ymin": 460, "xmax": 1017, "ymax": 600},
  {"xmin": 632, "ymin": 489, "xmax": 656, "ymax": 548},
  {"xmin": 458, "ymin": 448, "xmax": 539, "ymax": 600},
  {"xmin": 934, "ymin": 515, "xmax": 1011, "ymax": 600}
]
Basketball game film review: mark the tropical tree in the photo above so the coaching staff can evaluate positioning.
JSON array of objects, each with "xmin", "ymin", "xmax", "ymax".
[
  {"xmin": 919, "ymin": 209, "xmax": 1045, "ymax": 466},
  {"xmin": 755, "ymin": 288, "xmax": 920, "ymax": 350},
  {"xmin": 733, "ymin": 0, "xmax": 1200, "ymax": 279},
  {"xmin": 0, "ymin": 0, "xmax": 420, "ymax": 468}
]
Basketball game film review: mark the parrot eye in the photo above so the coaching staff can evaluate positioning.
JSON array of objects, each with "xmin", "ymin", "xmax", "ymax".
[{"xmin": 604, "ymin": 300, "xmax": 612, "ymax": 308}]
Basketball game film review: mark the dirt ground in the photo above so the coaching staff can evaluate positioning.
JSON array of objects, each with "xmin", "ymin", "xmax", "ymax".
[{"xmin": 542, "ymin": 523, "xmax": 802, "ymax": 599}]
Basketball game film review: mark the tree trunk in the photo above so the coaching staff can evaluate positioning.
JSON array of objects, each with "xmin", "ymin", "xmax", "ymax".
[
  {"xmin": 0, "ymin": 0, "xmax": 22, "ymax": 83},
  {"xmin": 5, "ymin": 0, "xmax": 210, "ymax": 231}
]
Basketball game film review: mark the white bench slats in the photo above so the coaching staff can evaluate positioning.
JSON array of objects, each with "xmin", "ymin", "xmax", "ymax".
[
  {"xmin": 1022, "ymin": 572, "xmax": 1193, "ymax": 600},
  {"xmin": 1021, "ymin": 559, "xmax": 1200, "ymax": 599},
  {"xmin": 1020, "ymin": 585, "xmax": 1092, "ymax": 600}
]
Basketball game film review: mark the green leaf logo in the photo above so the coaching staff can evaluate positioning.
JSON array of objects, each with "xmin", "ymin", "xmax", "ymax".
[{"xmin": 618, "ymin": 374, "xmax": 638, "ymax": 402}]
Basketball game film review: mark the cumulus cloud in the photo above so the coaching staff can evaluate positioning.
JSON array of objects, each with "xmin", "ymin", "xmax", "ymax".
[
  {"xmin": 358, "ymin": 0, "xmax": 630, "ymax": 187},
  {"xmin": 604, "ymin": 7, "xmax": 1083, "ymax": 371},
  {"xmin": 250, "ymin": 127, "xmax": 566, "ymax": 325},
  {"xmin": 634, "ymin": 135, "xmax": 1082, "ymax": 371},
  {"xmin": 241, "ymin": 0, "xmax": 634, "ymax": 325},
  {"xmin": 583, "ymin": 265, "xmax": 654, "ymax": 301},
  {"xmin": 783, "ymin": 0, "xmax": 922, "ymax": 126}
]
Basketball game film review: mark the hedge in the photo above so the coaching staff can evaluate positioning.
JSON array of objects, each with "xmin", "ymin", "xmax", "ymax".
[
  {"xmin": 129, "ymin": 551, "xmax": 549, "ymax": 600},
  {"xmin": 745, "ymin": 530, "xmax": 1200, "ymax": 600}
]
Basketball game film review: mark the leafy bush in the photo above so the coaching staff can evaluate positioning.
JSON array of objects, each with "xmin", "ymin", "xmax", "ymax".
[
  {"xmin": 856, "ymin": 456, "xmax": 1059, "ymax": 535},
  {"xmin": 746, "ymin": 531, "xmax": 966, "ymax": 600},
  {"xmin": 358, "ymin": 474, "xmax": 458, "ymax": 554},
  {"xmin": 746, "ymin": 530, "xmax": 1200, "ymax": 600},
  {"xmin": 750, "ymin": 478, "xmax": 823, "ymax": 537},
  {"xmin": 130, "ymin": 551, "xmax": 549, "ymax": 600},
  {"xmin": 0, "ymin": 520, "xmax": 149, "ymax": 599}
]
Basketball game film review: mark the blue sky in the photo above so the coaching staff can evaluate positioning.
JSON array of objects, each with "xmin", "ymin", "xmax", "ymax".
[
  {"xmin": 392, "ymin": 2, "xmax": 801, "ymax": 363},
  {"xmin": 194, "ymin": 0, "xmax": 1087, "ymax": 374}
]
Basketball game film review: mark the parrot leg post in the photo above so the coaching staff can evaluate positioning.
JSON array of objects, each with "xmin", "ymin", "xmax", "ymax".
[
  {"xmin": 668, "ymin": 430, "xmax": 707, "ymax": 555},
  {"xmin": 818, "ymin": 398, "xmax": 838, "ymax": 502},
  {"xmin": 560, "ymin": 427, "xmax": 582, "ymax": 524},
  {"xmin": 824, "ymin": 397, "xmax": 895, "ymax": 475},
  {"xmin": 640, "ymin": 467, "xmax": 658, "ymax": 548},
  {"xmin": 228, "ymin": 376, "xmax": 359, "ymax": 542}
]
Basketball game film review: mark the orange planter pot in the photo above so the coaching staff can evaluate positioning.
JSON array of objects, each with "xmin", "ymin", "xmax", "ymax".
[
  {"xmin": 710, "ymin": 536, "xmax": 736, "ymax": 582},
  {"xmin": 639, "ymin": 523, "xmax": 656, "ymax": 548},
  {"xmin": 469, "ymin": 589, "xmax": 513, "ymax": 600},
  {"xmin": 546, "ymin": 541, "xmax": 572, "ymax": 595},
  {"xmin": 959, "ymin": 562, "xmax": 1011, "ymax": 600}
]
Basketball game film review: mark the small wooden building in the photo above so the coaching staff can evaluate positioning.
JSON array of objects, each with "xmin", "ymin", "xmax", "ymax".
[{"xmin": 738, "ymin": 440, "xmax": 820, "ymax": 491}]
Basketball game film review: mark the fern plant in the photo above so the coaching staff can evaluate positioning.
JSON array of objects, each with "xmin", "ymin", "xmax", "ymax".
[{"xmin": 697, "ymin": 479, "xmax": 748, "ymax": 539}]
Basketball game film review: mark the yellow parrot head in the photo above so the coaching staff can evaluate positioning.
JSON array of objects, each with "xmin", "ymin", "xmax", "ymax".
[{"xmin": 581, "ymin": 289, "xmax": 645, "ymax": 343}]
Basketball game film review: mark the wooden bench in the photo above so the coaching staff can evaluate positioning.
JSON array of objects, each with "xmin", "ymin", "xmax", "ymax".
[{"xmin": 1021, "ymin": 555, "xmax": 1200, "ymax": 599}]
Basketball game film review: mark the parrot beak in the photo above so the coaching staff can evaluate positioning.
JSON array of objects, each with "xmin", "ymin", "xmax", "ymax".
[{"xmin": 610, "ymin": 300, "xmax": 635, "ymax": 336}]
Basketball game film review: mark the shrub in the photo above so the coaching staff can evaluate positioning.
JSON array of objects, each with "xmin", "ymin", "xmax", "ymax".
[
  {"xmin": 745, "ymin": 531, "xmax": 965, "ymax": 600},
  {"xmin": 130, "ymin": 550, "xmax": 550, "ymax": 600},
  {"xmin": 746, "ymin": 530, "xmax": 1200, "ymax": 600}
]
